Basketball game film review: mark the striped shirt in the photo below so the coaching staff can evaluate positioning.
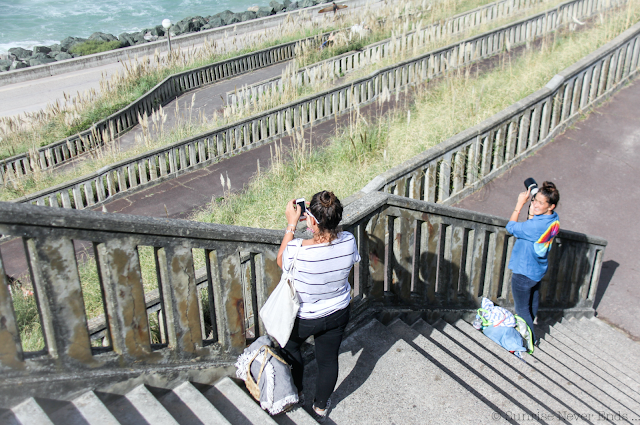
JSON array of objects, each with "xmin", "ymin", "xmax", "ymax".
[{"xmin": 283, "ymin": 232, "xmax": 361, "ymax": 319}]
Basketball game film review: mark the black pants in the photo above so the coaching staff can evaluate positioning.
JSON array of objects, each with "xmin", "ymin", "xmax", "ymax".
[{"xmin": 281, "ymin": 306, "xmax": 350, "ymax": 410}]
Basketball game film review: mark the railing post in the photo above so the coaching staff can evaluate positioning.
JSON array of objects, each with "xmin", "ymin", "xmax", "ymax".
[
  {"xmin": 0, "ymin": 253, "xmax": 24, "ymax": 370},
  {"xmin": 25, "ymin": 236, "xmax": 95, "ymax": 366},
  {"xmin": 156, "ymin": 244, "xmax": 203, "ymax": 356},
  {"xmin": 95, "ymin": 237, "xmax": 153, "ymax": 359}
]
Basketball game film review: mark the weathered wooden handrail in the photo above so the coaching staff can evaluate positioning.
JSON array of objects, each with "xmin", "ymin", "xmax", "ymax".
[
  {"xmin": 0, "ymin": 191, "xmax": 606, "ymax": 375},
  {"xmin": 357, "ymin": 18, "xmax": 640, "ymax": 207},
  {"xmin": 10, "ymin": 0, "xmax": 620, "ymax": 210}
]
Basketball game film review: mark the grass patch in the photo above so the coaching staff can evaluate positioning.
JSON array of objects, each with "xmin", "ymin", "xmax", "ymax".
[
  {"xmin": 193, "ymin": 1, "xmax": 640, "ymax": 230},
  {"xmin": 0, "ymin": 0, "xmax": 509, "ymax": 163},
  {"xmin": 0, "ymin": 0, "xmax": 564, "ymax": 201},
  {"xmin": 70, "ymin": 40, "xmax": 123, "ymax": 56}
]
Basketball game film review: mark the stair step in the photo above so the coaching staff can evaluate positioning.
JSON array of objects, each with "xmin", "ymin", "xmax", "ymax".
[
  {"xmin": 533, "ymin": 335, "xmax": 640, "ymax": 420},
  {"xmin": 537, "ymin": 330, "xmax": 640, "ymax": 408},
  {"xmin": 546, "ymin": 322, "xmax": 640, "ymax": 398},
  {"xmin": 388, "ymin": 317, "xmax": 540, "ymax": 423},
  {"xmin": 171, "ymin": 381, "xmax": 232, "ymax": 425},
  {"xmin": 576, "ymin": 318, "xmax": 640, "ymax": 365},
  {"xmin": 149, "ymin": 381, "xmax": 231, "ymax": 425},
  {"xmin": 0, "ymin": 409, "xmax": 19, "ymax": 425},
  {"xmin": 553, "ymin": 319, "xmax": 640, "ymax": 383},
  {"xmin": 428, "ymin": 318, "xmax": 596, "ymax": 423},
  {"xmin": 44, "ymin": 391, "xmax": 119, "ymax": 425},
  {"xmin": 319, "ymin": 319, "xmax": 510, "ymax": 423},
  {"xmin": 200, "ymin": 377, "xmax": 278, "ymax": 425},
  {"xmin": 71, "ymin": 391, "xmax": 120, "ymax": 425},
  {"xmin": 125, "ymin": 385, "xmax": 179, "ymax": 424},
  {"xmin": 11, "ymin": 398, "xmax": 54, "ymax": 425},
  {"xmin": 451, "ymin": 318, "xmax": 628, "ymax": 422},
  {"xmin": 561, "ymin": 318, "xmax": 640, "ymax": 377},
  {"xmin": 272, "ymin": 405, "xmax": 318, "ymax": 425}
]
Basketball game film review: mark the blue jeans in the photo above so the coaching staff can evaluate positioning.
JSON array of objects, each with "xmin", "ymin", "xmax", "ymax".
[
  {"xmin": 511, "ymin": 273, "xmax": 540, "ymax": 343},
  {"xmin": 281, "ymin": 306, "xmax": 350, "ymax": 410}
]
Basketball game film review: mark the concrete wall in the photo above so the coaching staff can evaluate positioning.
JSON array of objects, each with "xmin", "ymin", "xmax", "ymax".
[{"xmin": 0, "ymin": 0, "xmax": 378, "ymax": 87}]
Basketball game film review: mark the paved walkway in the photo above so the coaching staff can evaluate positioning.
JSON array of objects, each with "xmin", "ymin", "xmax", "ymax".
[
  {"xmin": 454, "ymin": 80, "xmax": 640, "ymax": 340},
  {"xmin": 0, "ymin": 3, "xmax": 375, "ymax": 119}
]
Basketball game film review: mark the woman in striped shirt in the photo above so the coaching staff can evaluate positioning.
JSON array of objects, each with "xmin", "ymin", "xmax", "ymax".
[{"xmin": 277, "ymin": 191, "xmax": 360, "ymax": 422}]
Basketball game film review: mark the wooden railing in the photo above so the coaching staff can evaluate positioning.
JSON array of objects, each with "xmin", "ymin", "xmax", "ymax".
[
  {"xmin": 0, "ymin": 191, "xmax": 606, "ymax": 375},
  {"xmin": 10, "ymin": 0, "xmax": 621, "ymax": 210}
]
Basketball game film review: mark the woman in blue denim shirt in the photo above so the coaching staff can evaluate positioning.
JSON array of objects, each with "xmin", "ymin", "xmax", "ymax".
[{"xmin": 506, "ymin": 181, "xmax": 560, "ymax": 345}]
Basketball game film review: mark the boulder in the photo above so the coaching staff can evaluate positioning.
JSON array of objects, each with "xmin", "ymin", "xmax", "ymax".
[
  {"xmin": 238, "ymin": 11, "xmax": 257, "ymax": 22},
  {"xmin": 256, "ymin": 6, "xmax": 276, "ymax": 17},
  {"xmin": 283, "ymin": 0, "xmax": 292, "ymax": 7},
  {"xmin": 286, "ymin": 1, "xmax": 300, "ymax": 10},
  {"xmin": 0, "ymin": 59, "xmax": 12, "ymax": 71},
  {"xmin": 148, "ymin": 25, "xmax": 165, "ymax": 37},
  {"xmin": 54, "ymin": 52, "xmax": 73, "ymax": 61},
  {"xmin": 118, "ymin": 33, "xmax": 135, "ymax": 47},
  {"xmin": 33, "ymin": 45, "xmax": 51, "ymax": 54},
  {"xmin": 174, "ymin": 15, "xmax": 207, "ymax": 35},
  {"xmin": 205, "ymin": 16, "xmax": 224, "ymax": 29},
  {"xmin": 60, "ymin": 36, "xmax": 87, "ymax": 51},
  {"xmin": 48, "ymin": 44, "xmax": 63, "ymax": 52},
  {"xmin": 270, "ymin": 1, "xmax": 284, "ymax": 13},
  {"xmin": 88, "ymin": 32, "xmax": 118, "ymax": 42},
  {"xmin": 217, "ymin": 10, "xmax": 240, "ymax": 25},
  {"xmin": 8, "ymin": 47, "xmax": 32, "ymax": 59},
  {"xmin": 10, "ymin": 61, "xmax": 29, "ymax": 70},
  {"xmin": 131, "ymin": 31, "xmax": 147, "ymax": 44}
]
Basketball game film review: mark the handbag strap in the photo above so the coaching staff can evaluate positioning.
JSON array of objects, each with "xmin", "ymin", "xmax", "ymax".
[
  {"xmin": 288, "ymin": 239, "xmax": 303, "ymax": 276},
  {"xmin": 247, "ymin": 345, "xmax": 290, "ymax": 387}
]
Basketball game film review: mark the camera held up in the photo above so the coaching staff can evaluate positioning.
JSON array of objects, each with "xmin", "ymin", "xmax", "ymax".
[{"xmin": 524, "ymin": 178, "xmax": 539, "ymax": 197}]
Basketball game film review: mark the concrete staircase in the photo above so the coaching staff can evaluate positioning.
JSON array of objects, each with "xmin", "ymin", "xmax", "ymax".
[
  {"xmin": 303, "ymin": 316, "xmax": 640, "ymax": 424},
  {"xmin": 2, "ymin": 317, "xmax": 639, "ymax": 424},
  {"xmin": 0, "ymin": 376, "xmax": 317, "ymax": 425}
]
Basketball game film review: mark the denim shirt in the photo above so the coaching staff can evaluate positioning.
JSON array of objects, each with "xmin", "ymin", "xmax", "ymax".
[{"xmin": 506, "ymin": 212, "xmax": 560, "ymax": 282}]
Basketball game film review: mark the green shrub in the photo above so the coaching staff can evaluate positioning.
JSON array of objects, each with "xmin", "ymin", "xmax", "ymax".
[{"xmin": 70, "ymin": 40, "xmax": 122, "ymax": 56}]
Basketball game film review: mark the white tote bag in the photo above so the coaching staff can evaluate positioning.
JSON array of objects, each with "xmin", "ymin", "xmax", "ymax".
[{"xmin": 259, "ymin": 240, "xmax": 302, "ymax": 347}]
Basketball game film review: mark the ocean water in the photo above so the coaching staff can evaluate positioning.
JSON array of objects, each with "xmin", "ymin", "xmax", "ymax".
[{"xmin": 0, "ymin": 0, "xmax": 263, "ymax": 54}]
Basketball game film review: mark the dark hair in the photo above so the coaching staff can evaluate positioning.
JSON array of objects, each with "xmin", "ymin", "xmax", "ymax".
[
  {"xmin": 308, "ymin": 190, "xmax": 343, "ymax": 242},
  {"xmin": 538, "ymin": 181, "xmax": 559, "ymax": 206}
]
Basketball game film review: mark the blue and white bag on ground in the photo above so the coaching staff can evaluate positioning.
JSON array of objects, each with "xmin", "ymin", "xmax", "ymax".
[{"xmin": 475, "ymin": 297, "xmax": 528, "ymax": 356}]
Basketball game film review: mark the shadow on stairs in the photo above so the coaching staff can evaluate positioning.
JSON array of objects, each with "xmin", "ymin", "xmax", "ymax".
[{"xmin": 2, "ymin": 316, "xmax": 639, "ymax": 424}]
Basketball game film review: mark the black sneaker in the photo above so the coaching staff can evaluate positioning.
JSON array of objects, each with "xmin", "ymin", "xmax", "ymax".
[{"xmin": 312, "ymin": 397, "xmax": 331, "ymax": 423}]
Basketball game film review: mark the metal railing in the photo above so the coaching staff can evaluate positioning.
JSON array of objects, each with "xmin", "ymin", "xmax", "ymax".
[
  {"xmin": 2, "ymin": 0, "xmax": 522, "ymax": 181},
  {"xmin": 10, "ymin": 0, "xmax": 621, "ymax": 210},
  {"xmin": 226, "ymin": 0, "xmax": 551, "ymax": 106},
  {"xmin": 0, "ymin": 191, "xmax": 606, "ymax": 375}
]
